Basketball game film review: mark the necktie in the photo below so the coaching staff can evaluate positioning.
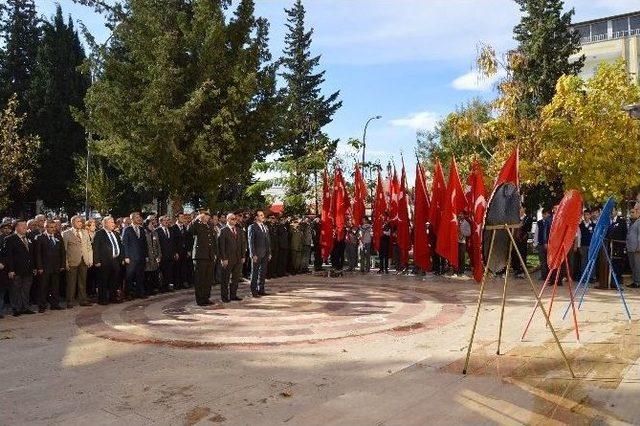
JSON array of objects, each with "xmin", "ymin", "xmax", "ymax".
[
  {"xmin": 21, "ymin": 236, "xmax": 28, "ymax": 248},
  {"xmin": 50, "ymin": 235, "xmax": 55, "ymax": 246},
  {"xmin": 164, "ymin": 227, "xmax": 169, "ymax": 238},
  {"xmin": 108, "ymin": 231, "xmax": 119, "ymax": 258}
]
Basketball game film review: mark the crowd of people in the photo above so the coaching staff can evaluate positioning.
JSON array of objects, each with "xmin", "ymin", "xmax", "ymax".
[
  {"xmin": 1, "ymin": 202, "xmax": 639, "ymax": 319},
  {"xmin": 534, "ymin": 204, "xmax": 640, "ymax": 288}
]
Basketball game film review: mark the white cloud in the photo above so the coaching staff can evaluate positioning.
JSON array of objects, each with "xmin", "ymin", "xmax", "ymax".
[
  {"xmin": 390, "ymin": 111, "xmax": 440, "ymax": 130},
  {"xmin": 452, "ymin": 69, "xmax": 506, "ymax": 91}
]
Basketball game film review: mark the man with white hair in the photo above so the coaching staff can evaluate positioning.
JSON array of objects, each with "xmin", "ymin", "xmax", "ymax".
[
  {"xmin": 627, "ymin": 207, "xmax": 640, "ymax": 289},
  {"xmin": 63, "ymin": 215, "xmax": 93, "ymax": 307},
  {"xmin": 92, "ymin": 216, "xmax": 123, "ymax": 305},
  {"xmin": 218, "ymin": 212, "xmax": 247, "ymax": 302}
]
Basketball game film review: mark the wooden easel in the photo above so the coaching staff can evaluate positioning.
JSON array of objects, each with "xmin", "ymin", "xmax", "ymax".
[{"xmin": 462, "ymin": 224, "xmax": 575, "ymax": 378}]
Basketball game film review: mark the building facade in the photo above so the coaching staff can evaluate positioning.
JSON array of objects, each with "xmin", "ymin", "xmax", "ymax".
[{"xmin": 571, "ymin": 11, "xmax": 640, "ymax": 84}]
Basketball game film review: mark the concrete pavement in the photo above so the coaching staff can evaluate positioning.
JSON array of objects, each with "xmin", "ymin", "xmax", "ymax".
[{"xmin": 1, "ymin": 272, "xmax": 638, "ymax": 425}]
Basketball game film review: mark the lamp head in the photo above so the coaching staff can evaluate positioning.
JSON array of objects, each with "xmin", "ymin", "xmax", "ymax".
[{"xmin": 623, "ymin": 104, "xmax": 640, "ymax": 119}]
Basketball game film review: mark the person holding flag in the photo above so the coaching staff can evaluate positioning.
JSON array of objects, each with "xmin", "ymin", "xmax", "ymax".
[
  {"xmin": 436, "ymin": 158, "xmax": 466, "ymax": 273},
  {"xmin": 467, "ymin": 159, "xmax": 487, "ymax": 282},
  {"xmin": 413, "ymin": 161, "xmax": 431, "ymax": 273},
  {"xmin": 430, "ymin": 160, "xmax": 447, "ymax": 274}
]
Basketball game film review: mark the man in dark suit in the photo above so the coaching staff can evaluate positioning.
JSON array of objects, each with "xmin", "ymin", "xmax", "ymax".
[
  {"xmin": 218, "ymin": 213, "xmax": 247, "ymax": 302},
  {"xmin": 122, "ymin": 212, "xmax": 148, "ymax": 299},
  {"xmin": 92, "ymin": 216, "xmax": 124, "ymax": 305},
  {"xmin": 248, "ymin": 211, "xmax": 271, "ymax": 297},
  {"xmin": 512, "ymin": 207, "xmax": 533, "ymax": 278},
  {"xmin": 34, "ymin": 220, "xmax": 66, "ymax": 312},
  {"xmin": 277, "ymin": 218, "xmax": 290, "ymax": 276},
  {"xmin": 156, "ymin": 215, "xmax": 177, "ymax": 292},
  {"xmin": 267, "ymin": 216, "xmax": 279, "ymax": 278},
  {"xmin": 189, "ymin": 210, "xmax": 217, "ymax": 306},
  {"xmin": 5, "ymin": 220, "xmax": 36, "ymax": 316},
  {"xmin": 0, "ymin": 219, "xmax": 13, "ymax": 318},
  {"xmin": 172, "ymin": 212, "xmax": 193, "ymax": 289}
]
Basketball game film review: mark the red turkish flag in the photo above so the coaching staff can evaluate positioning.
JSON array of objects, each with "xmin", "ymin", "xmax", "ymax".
[
  {"xmin": 436, "ymin": 158, "xmax": 465, "ymax": 268},
  {"xmin": 467, "ymin": 160, "xmax": 487, "ymax": 282},
  {"xmin": 372, "ymin": 170, "xmax": 387, "ymax": 252},
  {"xmin": 429, "ymin": 159, "xmax": 446, "ymax": 237},
  {"xmin": 320, "ymin": 168, "xmax": 333, "ymax": 260},
  {"xmin": 494, "ymin": 147, "xmax": 519, "ymax": 189},
  {"xmin": 413, "ymin": 162, "xmax": 432, "ymax": 271},
  {"xmin": 331, "ymin": 167, "xmax": 350, "ymax": 241},
  {"xmin": 389, "ymin": 167, "xmax": 400, "ymax": 226},
  {"xmin": 352, "ymin": 164, "xmax": 367, "ymax": 226},
  {"xmin": 397, "ymin": 161, "xmax": 411, "ymax": 266}
]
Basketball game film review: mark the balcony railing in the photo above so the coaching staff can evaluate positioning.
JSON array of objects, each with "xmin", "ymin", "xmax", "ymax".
[{"xmin": 580, "ymin": 28, "xmax": 640, "ymax": 44}]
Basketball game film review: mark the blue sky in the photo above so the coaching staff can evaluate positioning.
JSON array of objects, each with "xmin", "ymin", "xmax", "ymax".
[{"xmin": 38, "ymin": 0, "xmax": 639, "ymax": 174}]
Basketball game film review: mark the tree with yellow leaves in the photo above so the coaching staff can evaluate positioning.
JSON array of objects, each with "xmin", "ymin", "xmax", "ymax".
[{"xmin": 539, "ymin": 59, "xmax": 640, "ymax": 203}]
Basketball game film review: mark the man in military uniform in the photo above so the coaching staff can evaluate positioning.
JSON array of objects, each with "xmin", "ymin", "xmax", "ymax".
[
  {"xmin": 267, "ymin": 216, "xmax": 279, "ymax": 278},
  {"xmin": 301, "ymin": 217, "xmax": 312, "ymax": 273},
  {"xmin": 277, "ymin": 217, "xmax": 290, "ymax": 276},
  {"xmin": 312, "ymin": 216, "xmax": 323, "ymax": 271},
  {"xmin": 189, "ymin": 210, "xmax": 217, "ymax": 306},
  {"xmin": 218, "ymin": 213, "xmax": 247, "ymax": 302},
  {"xmin": 289, "ymin": 219, "xmax": 303, "ymax": 274}
]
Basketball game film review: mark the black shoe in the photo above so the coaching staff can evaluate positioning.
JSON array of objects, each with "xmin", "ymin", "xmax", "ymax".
[
  {"xmin": 67, "ymin": 304, "xmax": 75, "ymax": 309},
  {"xmin": 626, "ymin": 283, "xmax": 640, "ymax": 288},
  {"xmin": 231, "ymin": 296, "xmax": 243, "ymax": 301},
  {"xmin": 252, "ymin": 293, "xmax": 262, "ymax": 298},
  {"xmin": 13, "ymin": 311, "xmax": 21, "ymax": 317},
  {"xmin": 258, "ymin": 292, "xmax": 270, "ymax": 296},
  {"xmin": 221, "ymin": 298, "xmax": 230, "ymax": 303},
  {"xmin": 23, "ymin": 309, "xmax": 36, "ymax": 315},
  {"xmin": 79, "ymin": 302, "xmax": 93, "ymax": 307},
  {"xmin": 51, "ymin": 305, "xmax": 65, "ymax": 311},
  {"xmin": 38, "ymin": 307, "xmax": 46, "ymax": 313},
  {"xmin": 0, "ymin": 313, "xmax": 3, "ymax": 319}
]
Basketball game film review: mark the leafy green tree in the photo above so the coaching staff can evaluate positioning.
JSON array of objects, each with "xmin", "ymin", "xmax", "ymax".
[
  {"xmin": 29, "ymin": 5, "xmax": 90, "ymax": 211},
  {"xmin": 276, "ymin": 0, "xmax": 341, "ymax": 214},
  {"xmin": 80, "ymin": 0, "xmax": 283, "ymax": 210},
  {"xmin": 512, "ymin": 0, "xmax": 584, "ymax": 117},
  {"xmin": 417, "ymin": 98, "xmax": 495, "ymax": 177},
  {"xmin": 0, "ymin": 94, "xmax": 40, "ymax": 213},
  {"xmin": 0, "ymin": 0, "xmax": 40, "ymax": 111}
]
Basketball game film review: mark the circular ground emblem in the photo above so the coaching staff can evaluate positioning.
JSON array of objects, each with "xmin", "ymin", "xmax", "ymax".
[{"xmin": 76, "ymin": 278, "xmax": 465, "ymax": 349}]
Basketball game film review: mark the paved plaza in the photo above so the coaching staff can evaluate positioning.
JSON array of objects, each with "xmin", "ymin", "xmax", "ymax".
[{"xmin": 1, "ymin": 273, "xmax": 639, "ymax": 425}]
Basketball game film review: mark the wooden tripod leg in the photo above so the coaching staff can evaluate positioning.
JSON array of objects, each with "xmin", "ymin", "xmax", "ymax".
[
  {"xmin": 462, "ymin": 230, "xmax": 496, "ymax": 375},
  {"xmin": 563, "ymin": 257, "xmax": 580, "ymax": 341},
  {"xmin": 506, "ymin": 227, "xmax": 575, "ymax": 378},
  {"xmin": 497, "ymin": 241, "xmax": 512, "ymax": 355},
  {"xmin": 522, "ymin": 269, "xmax": 554, "ymax": 341}
]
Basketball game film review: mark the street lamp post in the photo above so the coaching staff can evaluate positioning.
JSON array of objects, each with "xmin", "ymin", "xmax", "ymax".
[
  {"xmin": 85, "ymin": 132, "xmax": 92, "ymax": 220},
  {"xmin": 361, "ymin": 115, "xmax": 382, "ymax": 167}
]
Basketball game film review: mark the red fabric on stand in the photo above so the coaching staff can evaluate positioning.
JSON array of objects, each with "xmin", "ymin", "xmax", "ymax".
[{"xmin": 413, "ymin": 162, "xmax": 432, "ymax": 271}]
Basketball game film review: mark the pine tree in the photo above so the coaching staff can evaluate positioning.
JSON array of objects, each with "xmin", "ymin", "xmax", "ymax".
[
  {"xmin": 30, "ymin": 5, "xmax": 91, "ymax": 210},
  {"xmin": 512, "ymin": 0, "xmax": 584, "ymax": 117},
  {"xmin": 279, "ymin": 0, "xmax": 341, "ymax": 213},
  {"xmin": 0, "ymin": 0, "xmax": 40, "ymax": 112}
]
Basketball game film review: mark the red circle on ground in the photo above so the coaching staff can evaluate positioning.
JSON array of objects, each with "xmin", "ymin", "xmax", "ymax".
[{"xmin": 547, "ymin": 189, "xmax": 583, "ymax": 270}]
